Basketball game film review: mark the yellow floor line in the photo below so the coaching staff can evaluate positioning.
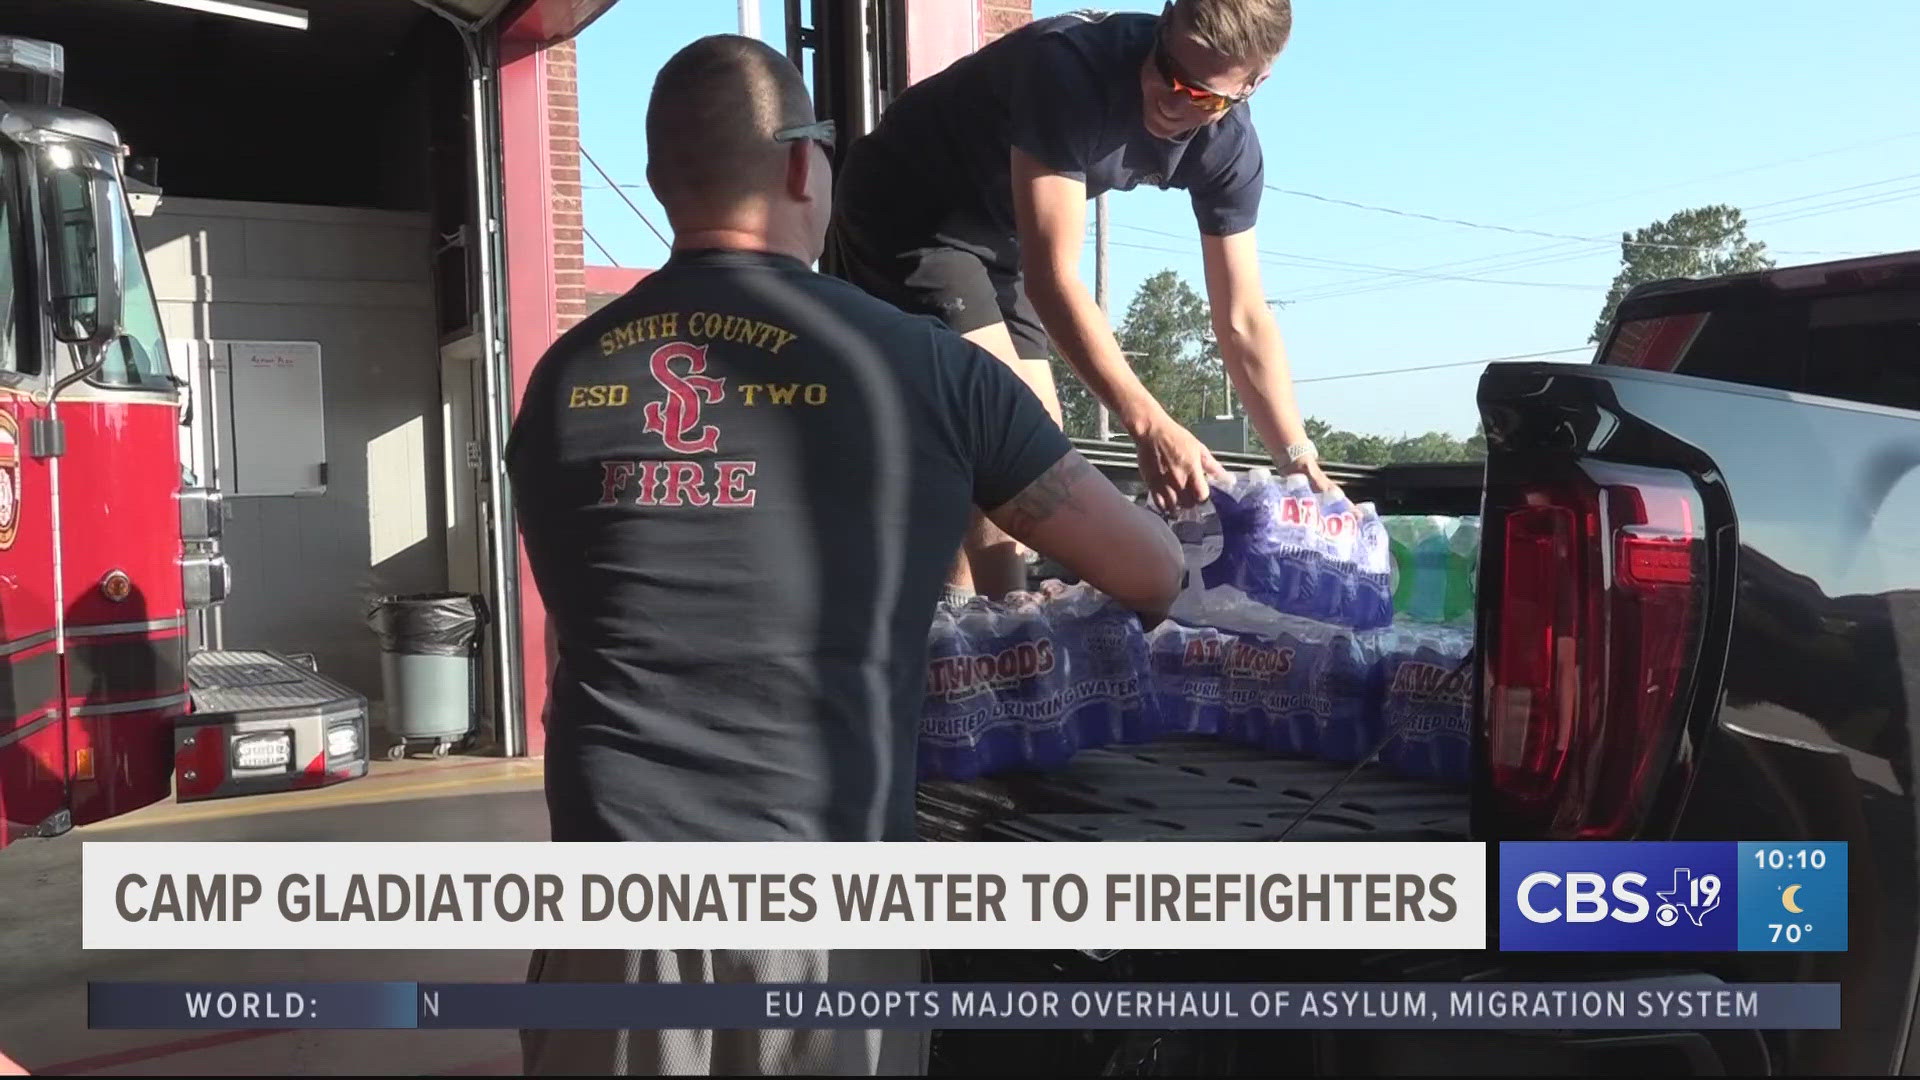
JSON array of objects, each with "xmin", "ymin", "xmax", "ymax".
[{"xmin": 81, "ymin": 762, "xmax": 547, "ymax": 834}]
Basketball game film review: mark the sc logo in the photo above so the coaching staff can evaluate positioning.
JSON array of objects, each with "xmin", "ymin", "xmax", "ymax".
[{"xmin": 1515, "ymin": 871, "xmax": 1652, "ymax": 925}]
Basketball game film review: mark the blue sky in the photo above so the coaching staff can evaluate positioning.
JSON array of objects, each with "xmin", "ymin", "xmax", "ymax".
[{"xmin": 577, "ymin": 1, "xmax": 1920, "ymax": 438}]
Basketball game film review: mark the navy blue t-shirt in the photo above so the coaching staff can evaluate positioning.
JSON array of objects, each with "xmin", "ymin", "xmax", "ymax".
[
  {"xmin": 842, "ymin": 10, "xmax": 1264, "ymax": 250},
  {"xmin": 505, "ymin": 249, "xmax": 1070, "ymax": 843}
]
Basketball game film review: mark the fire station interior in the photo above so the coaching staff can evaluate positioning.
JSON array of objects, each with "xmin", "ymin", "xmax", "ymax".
[{"xmin": 7, "ymin": 0, "xmax": 497, "ymax": 744}]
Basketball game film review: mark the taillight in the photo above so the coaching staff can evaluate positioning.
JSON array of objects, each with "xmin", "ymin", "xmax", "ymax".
[
  {"xmin": 1603, "ymin": 312, "xmax": 1709, "ymax": 371},
  {"xmin": 1483, "ymin": 461, "xmax": 1707, "ymax": 838}
]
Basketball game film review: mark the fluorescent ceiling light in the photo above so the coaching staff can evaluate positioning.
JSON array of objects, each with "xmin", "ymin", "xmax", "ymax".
[{"xmin": 136, "ymin": 0, "xmax": 309, "ymax": 31}]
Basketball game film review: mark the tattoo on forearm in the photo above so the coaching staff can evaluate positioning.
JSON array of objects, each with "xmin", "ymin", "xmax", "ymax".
[{"xmin": 1001, "ymin": 454, "xmax": 1092, "ymax": 535}]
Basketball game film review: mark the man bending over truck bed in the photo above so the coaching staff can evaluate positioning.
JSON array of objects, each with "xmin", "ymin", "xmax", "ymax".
[
  {"xmin": 827, "ymin": 0, "xmax": 1334, "ymax": 601},
  {"xmin": 506, "ymin": 34, "xmax": 1184, "ymax": 1077}
]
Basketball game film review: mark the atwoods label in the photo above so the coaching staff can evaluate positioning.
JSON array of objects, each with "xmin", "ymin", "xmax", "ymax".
[
  {"xmin": 928, "ymin": 640, "xmax": 1057, "ymax": 701},
  {"xmin": 1389, "ymin": 661, "xmax": 1471, "ymax": 702}
]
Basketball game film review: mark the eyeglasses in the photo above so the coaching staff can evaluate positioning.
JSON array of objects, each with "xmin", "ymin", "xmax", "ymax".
[
  {"xmin": 1152, "ymin": 4, "xmax": 1261, "ymax": 114},
  {"xmin": 774, "ymin": 119, "xmax": 836, "ymax": 153}
]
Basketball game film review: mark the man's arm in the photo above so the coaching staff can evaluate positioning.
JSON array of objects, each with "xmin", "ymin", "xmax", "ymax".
[
  {"xmin": 1199, "ymin": 228, "xmax": 1335, "ymax": 492},
  {"xmin": 951, "ymin": 324, "xmax": 1184, "ymax": 621},
  {"xmin": 1011, "ymin": 148, "xmax": 1226, "ymax": 511},
  {"xmin": 1011, "ymin": 150, "xmax": 1157, "ymax": 438},
  {"xmin": 987, "ymin": 451, "xmax": 1184, "ymax": 622}
]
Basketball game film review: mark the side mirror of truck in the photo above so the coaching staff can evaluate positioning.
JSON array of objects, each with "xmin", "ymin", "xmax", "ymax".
[{"xmin": 38, "ymin": 145, "xmax": 123, "ymax": 349}]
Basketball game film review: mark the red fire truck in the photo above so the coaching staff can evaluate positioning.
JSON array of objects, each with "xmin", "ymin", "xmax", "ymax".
[{"xmin": 0, "ymin": 37, "xmax": 369, "ymax": 850}]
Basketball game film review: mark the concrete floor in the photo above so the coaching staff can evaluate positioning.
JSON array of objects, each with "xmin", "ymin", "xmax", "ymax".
[{"xmin": 0, "ymin": 758, "xmax": 550, "ymax": 1076}]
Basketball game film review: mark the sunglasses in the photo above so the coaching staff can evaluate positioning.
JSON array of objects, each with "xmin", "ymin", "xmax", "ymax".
[
  {"xmin": 1152, "ymin": 4, "xmax": 1261, "ymax": 114},
  {"xmin": 774, "ymin": 119, "xmax": 836, "ymax": 153}
]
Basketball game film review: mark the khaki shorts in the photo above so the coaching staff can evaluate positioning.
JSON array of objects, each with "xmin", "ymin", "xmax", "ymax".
[{"xmin": 520, "ymin": 948, "xmax": 931, "ymax": 1076}]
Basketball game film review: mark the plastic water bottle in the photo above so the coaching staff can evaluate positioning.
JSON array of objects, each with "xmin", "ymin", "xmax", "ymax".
[
  {"xmin": 1147, "ymin": 620, "xmax": 1228, "ymax": 738},
  {"xmin": 1374, "ymin": 621, "xmax": 1475, "ymax": 783},
  {"xmin": 1043, "ymin": 582, "xmax": 1155, "ymax": 753},
  {"xmin": 1246, "ymin": 614, "xmax": 1332, "ymax": 757},
  {"xmin": 1348, "ymin": 504, "xmax": 1396, "ymax": 631},
  {"xmin": 989, "ymin": 594, "xmax": 1073, "ymax": 772},
  {"xmin": 1312, "ymin": 628, "xmax": 1384, "ymax": 764},
  {"xmin": 920, "ymin": 604, "xmax": 993, "ymax": 780},
  {"xmin": 1444, "ymin": 517, "xmax": 1481, "ymax": 624},
  {"xmin": 1202, "ymin": 469, "xmax": 1299, "ymax": 608},
  {"xmin": 1386, "ymin": 516, "xmax": 1480, "ymax": 625},
  {"xmin": 1315, "ymin": 486, "xmax": 1358, "ymax": 625}
]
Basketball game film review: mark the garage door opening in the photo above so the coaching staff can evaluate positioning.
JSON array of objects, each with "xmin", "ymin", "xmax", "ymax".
[{"xmin": 6, "ymin": 0, "xmax": 502, "ymax": 748}]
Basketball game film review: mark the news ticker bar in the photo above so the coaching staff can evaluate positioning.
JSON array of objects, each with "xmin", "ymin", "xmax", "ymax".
[{"xmin": 89, "ymin": 982, "xmax": 1838, "ymax": 1031}]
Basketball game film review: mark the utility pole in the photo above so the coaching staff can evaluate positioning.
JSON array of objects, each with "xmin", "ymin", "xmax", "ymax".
[
  {"xmin": 739, "ymin": 0, "xmax": 759, "ymax": 39},
  {"xmin": 1094, "ymin": 193, "xmax": 1113, "ymax": 440}
]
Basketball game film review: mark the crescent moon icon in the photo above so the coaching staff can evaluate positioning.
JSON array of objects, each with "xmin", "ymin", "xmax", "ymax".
[{"xmin": 1782, "ymin": 884, "xmax": 1804, "ymax": 914}]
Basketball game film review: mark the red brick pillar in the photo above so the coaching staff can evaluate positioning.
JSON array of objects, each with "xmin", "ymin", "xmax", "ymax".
[
  {"xmin": 499, "ymin": 23, "xmax": 590, "ymax": 758},
  {"xmin": 547, "ymin": 40, "xmax": 588, "ymax": 335},
  {"xmin": 980, "ymin": 0, "xmax": 1032, "ymax": 45}
]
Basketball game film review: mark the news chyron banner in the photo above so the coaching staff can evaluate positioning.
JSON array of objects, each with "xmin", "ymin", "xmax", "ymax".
[
  {"xmin": 82, "ymin": 841, "xmax": 1485, "ymax": 952},
  {"xmin": 1498, "ymin": 842, "xmax": 1848, "ymax": 952}
]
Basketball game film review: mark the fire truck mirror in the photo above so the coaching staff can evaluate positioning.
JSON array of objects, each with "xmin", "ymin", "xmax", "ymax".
[{"xmin": 38, "ymin": 150, "xmax": 123, "ymax": 349}]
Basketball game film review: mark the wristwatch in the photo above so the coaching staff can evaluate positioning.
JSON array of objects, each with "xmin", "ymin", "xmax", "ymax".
[{"xmin": 1284, "ymin": 439, "xmax": 1318, "ymax": 465}]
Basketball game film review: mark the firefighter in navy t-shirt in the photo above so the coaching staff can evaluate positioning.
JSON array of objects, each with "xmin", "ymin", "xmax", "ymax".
[
  {"xmin": 506, "ymin": 35, "xmax": 1183, "ymax": 1077},
  {"xmin": 827, "ymin": 0, "xmax": 1333, "ymax": 601}
]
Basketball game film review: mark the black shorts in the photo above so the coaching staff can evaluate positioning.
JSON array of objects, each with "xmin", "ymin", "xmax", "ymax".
[{"xmin": 824, "ymin": 199, "xmax": 1052, "ymax": 363}]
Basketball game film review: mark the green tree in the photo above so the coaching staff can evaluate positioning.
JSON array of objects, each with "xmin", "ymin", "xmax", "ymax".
[
  {"xmin": 1053, "ymin": 270, "xmax": 1486, "ymax": 464},
  {"xmin": 1591, "ymin": 204, "xmax": 1774, "ymax": 342},
  {"xmin": 1047, "ymin": 349, "xmax": 1102, "ymax": 438},
  {"xmin": 1048, "ymin": 268, "xmax": 1227, "ymax": 438},
  {"xmin": 1268, "ymin": 417, "xmax": 1482, "ymax": 466}
]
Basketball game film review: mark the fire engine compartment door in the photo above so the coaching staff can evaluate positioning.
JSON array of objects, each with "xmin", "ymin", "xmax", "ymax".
[{"xmin": 0, "ymin": 139, "xmax": 69, "ymax": 844}]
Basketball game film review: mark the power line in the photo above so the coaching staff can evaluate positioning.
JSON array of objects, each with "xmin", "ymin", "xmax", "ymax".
[
  {"xmin": 1262, "ymin": 184, "xmax": 1877, "ymax": 258},
  {"xmin": 1108, "ymin": 225, "xmax": 1602, "ymax": 290},
  {"xmin": 579, "ymin": 144, "xmax": 671, "ymax": 251},
  {"xmin": 1504, "ymin": 129, "xmax": 1920, "ymax": 224},
  {"xmin": 1262, "ymin": 173, "xmax": 1920, "ymax": 305},
  {"xmin": 1095, "ymin": 171, "xmax": 1912, "ymax": 308},
  {"xmin": 1283, "ymin": 180, "xmax": 1920, "ymax": 305},
  {"xmin": 1293, "ymin": 347, "xmax": 1591, "ymax": 385},
  {"xmin": 584, "ymin": 227, "xmax": 620, "ymax": 267}
]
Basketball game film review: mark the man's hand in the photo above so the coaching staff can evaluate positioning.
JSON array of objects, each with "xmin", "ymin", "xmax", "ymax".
[
  {"xmin": 1136, "ymin": 416, "xmax": 1229, "ymax": 514},
  {"xmin": 1286, "ymin": 455, "xmax": 1342, "ymax": 500}
]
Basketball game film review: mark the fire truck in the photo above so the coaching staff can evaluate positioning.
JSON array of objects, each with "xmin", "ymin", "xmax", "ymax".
[{"xmin": 0, "ymin": 38, "xmax": 370, "ymax": 850}]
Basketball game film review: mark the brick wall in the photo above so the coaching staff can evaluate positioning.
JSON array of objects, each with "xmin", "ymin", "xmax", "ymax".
[
  {"xmin": 546, "ymin": 40, "xmax": 587, "ymax": 333},
  {"xmin": 980, "ymin": 0, "xmax": 1032, "ymax": 45}
]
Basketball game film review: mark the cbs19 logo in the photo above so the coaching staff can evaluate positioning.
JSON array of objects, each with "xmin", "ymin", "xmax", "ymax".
[{"xmin": 1515, "ymin": 869, "xmax": 1723, "ymax": 926}]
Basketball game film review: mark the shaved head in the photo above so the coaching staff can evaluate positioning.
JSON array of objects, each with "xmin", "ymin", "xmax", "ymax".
[{"xmin": 646, "ymin": 35, "xmax": 817, "ymax": 227}]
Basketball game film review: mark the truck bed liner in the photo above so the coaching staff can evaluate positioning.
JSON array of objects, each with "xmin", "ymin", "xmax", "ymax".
[{"xmin": 917, "ymin": 737, "xmax": 1468, "ymax": 842}]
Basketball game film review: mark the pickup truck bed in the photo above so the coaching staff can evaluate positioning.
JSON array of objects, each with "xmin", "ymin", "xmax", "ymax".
[
  {"xmin": 918, "ymin": 738, "xmax": 1467, "ymax": 843},
  {"xmin": 926, "ymin": 439, "xmax": 1479, "ymax": 850}
]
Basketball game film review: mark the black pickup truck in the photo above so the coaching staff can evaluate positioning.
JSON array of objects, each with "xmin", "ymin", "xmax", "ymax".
[{"xmin": 922, "ymin": 249, "xmax": 1920, "ymax": 1076}]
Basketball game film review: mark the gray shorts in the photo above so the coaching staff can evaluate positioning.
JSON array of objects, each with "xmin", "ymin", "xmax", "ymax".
[{"xmin": 519, "ymin": 948, "xmax": 931, "ymax": 1076}]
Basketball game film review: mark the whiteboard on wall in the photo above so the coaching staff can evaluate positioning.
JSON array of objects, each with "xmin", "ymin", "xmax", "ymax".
[{"xmin": 215, "ymin": 340, "xmax": 327, "ymax": 497}]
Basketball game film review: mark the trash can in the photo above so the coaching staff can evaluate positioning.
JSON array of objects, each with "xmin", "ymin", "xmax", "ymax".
[{"xmin": 366, "ymin": 592, "xmax": 486, "ymax": 759}]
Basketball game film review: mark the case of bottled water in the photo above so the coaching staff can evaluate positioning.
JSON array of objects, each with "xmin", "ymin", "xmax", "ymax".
[
  {"xmin": 1041, "ymin": 581, "xmax": 1159, "ymax": 750},
  {"xmin": 1146, "ymin": 620, "xmax": 1228, "ymax": 737},
  {"xmin": 1384, "ymin": 515, "xmax": 1480, "ymax": 625},
  {"xmin": 1193, "ymin": 470, "xmax": 1393, "ymax": 630},
  {"xmin": 1372, "ymin": 621, "xmax": 1475, "ymax": 783}
]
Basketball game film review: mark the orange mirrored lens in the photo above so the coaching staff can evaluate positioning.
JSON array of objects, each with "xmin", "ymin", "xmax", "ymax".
[{"xmin": 1170, "ymin": 77, "xmax": 1231, "ymax": 111}]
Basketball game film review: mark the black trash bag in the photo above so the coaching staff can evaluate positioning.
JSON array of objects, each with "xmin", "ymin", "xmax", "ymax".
[{"xmin": 366, "ymin": 592, "xmax": 485, "ymax": 657}]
